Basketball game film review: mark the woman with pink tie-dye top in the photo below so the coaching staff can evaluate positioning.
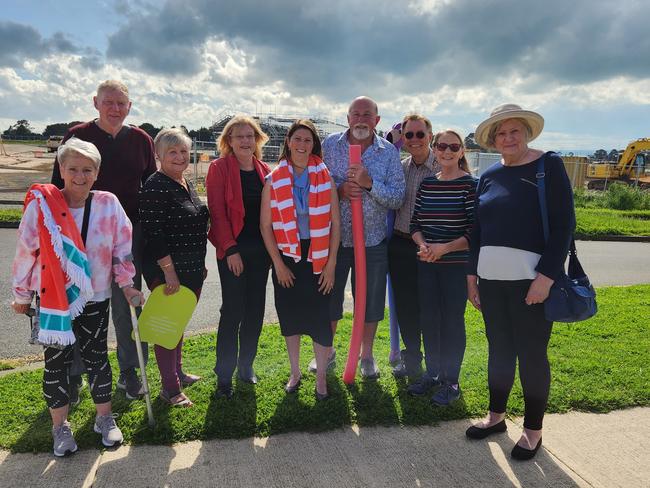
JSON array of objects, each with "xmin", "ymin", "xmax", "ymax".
[{"xmin": 11, "ymin": 138, "xmax": 143, "ymax": 457}]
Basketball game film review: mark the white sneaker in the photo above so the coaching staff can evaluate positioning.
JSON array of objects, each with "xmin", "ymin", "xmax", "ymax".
[
  {"xmin": 94, "ymin": 414, "xmax": 124, "ymax": 447},
  {"xmin": 52, "ymin": 421, "xmax": 78, "ymax": 457},
  {"xmin": 360, "ymin": 358, "xmax": 380, "ymax": 379}
]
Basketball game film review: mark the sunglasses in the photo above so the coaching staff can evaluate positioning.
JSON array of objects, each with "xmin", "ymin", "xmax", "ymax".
[
  {"xmin": 435, "ymin": 142, "xmax": 462, "ymax": 152},
  {"xmin": 404, "ymin": 131, "xmax": 427, "ymax": 140}
]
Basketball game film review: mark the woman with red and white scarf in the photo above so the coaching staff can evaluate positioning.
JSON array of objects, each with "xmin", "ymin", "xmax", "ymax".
[{"xmin": 260, "ymin": 119, "xmax": 340, "ymax": 401}]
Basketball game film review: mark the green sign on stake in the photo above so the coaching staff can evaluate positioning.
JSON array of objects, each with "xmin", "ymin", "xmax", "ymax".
[{"xmin": 132, "ymin": 285, "xmax": 198, "ymax": 349}]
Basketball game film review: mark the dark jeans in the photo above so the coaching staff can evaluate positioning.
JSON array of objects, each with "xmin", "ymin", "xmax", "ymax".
[
  {"xmin": 388, "ymin": 234, "xmax": 423, "ymax": 371},
  {"xmin": 112, "ymin": 222, "xmax": 147, "ymax": 374},
  {"xmin": 479, "ymin": 278, "xmax": 553, "ymax": 430},
  {"xmin": 418, "ymin": 263, "xmax": 467, "ymax": 384},
  {"xmin": 214, "ymin": 243, "xmax": 270, "ymax": 384}
]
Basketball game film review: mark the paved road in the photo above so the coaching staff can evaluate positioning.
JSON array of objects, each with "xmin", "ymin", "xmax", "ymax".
[{"xmin": 1, "ymin": 228, "xmax": 649, "ymax": 359}]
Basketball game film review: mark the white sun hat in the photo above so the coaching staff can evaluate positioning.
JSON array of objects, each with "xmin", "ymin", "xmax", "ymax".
[{"xmin": 475, "ymin": 103, "xmax": 544, "ymax": 150}]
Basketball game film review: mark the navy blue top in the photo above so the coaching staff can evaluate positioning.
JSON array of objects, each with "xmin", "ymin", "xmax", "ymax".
[{"xmin": 467, "ymin": 152, "xmax": 575, "ymax": 280}]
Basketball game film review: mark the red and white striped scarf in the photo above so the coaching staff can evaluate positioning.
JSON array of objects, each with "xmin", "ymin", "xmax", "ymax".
[{"xmin": 269, "ymin": 154, "xmax": 332, "ymax": 274}]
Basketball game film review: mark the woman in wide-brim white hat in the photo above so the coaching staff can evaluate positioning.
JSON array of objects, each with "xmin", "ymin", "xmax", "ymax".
[{"xmin": 465, "ymin": 104, "xmax": 576, "ymax": 461}]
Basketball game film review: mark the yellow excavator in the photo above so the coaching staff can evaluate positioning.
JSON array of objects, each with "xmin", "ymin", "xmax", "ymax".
[{"xmin": 586, "ymin": 138, "xmax": 650, "ymax": 190}]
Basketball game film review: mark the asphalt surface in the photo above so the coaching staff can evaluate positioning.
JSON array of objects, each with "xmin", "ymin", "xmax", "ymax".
[{"xmin": 1, "ymin": 227, "xmax": 649, "ymax": 360}]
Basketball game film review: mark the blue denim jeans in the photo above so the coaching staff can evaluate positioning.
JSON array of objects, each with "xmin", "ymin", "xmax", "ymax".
[{"xmin": 417, "ymin": 262, "xmax": 467, "ymax": 384}]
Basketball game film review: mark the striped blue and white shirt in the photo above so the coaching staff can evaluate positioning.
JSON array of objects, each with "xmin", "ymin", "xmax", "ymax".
[{"xmin": 410, "ymin": 174, "xmax": 477, "ymax": 264}]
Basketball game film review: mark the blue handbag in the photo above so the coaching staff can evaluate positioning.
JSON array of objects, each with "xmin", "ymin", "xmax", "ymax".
[{"xmin": 536, "ymin": 155, "xmax": 597, "ymax": 322}]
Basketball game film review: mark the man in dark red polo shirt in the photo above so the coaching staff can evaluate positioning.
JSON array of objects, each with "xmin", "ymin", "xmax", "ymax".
[{"xmin": 52, "ymin": 80, "xmax": 157, "ymax": 400}]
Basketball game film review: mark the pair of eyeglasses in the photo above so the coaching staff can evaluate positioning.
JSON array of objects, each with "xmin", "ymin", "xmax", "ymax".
[
  {"xmin": 404, "ymin": 131, "xmax": 426, "ymax": 140},
  {"xmin": 435, "ymin": 142, "xmax": 462, "ymax": 152}
]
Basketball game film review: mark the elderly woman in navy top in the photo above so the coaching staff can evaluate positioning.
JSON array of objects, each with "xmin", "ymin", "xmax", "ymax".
[
  {"xmin": 465, "ymin": 104, "xmax": 575, "ymax": 461},
  {"xmin": 409, "ymin": 130, "xmax": 476, "ymax": 405}
]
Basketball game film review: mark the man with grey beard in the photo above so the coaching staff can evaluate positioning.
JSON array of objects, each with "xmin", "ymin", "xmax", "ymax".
[{"xmin": 311, "ymin": 96, "xmax": 405, "ymax": 378}]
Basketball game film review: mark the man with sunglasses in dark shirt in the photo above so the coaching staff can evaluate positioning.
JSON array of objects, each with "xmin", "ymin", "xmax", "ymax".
[{"xmin": 388, "ymin": 114, "xmax": 440, "ymax": 382}]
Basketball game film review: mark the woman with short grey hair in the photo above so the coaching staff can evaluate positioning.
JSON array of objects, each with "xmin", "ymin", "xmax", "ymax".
[
  {"xmin": 57, "ymin": 137, "xmax": 102, "ymax": 169},
  {"xmin": 140, "ymin": 127, "xmax": 209, "ymax": 407},
  {"xmin": 12, "ymin": 137, "xmax": 142, "ymax": 456}
]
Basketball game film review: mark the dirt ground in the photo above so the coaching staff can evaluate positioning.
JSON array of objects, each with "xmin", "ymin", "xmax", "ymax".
[
  {"xmin": 0, "ymin": 143, "xmax": 216, "ymax": 194},
  {"xmin": 0, "ymin": 143, "xmax": 54, "ymax": 193}
]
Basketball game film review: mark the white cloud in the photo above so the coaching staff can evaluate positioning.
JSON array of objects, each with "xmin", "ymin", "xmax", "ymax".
[{"xmin": 1, "ymin": 0, "xmax": 649, "ymax": 153}]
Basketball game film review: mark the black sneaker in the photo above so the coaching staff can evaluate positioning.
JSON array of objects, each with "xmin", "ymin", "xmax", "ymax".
[
  {"xmin": 407, "ymin": 376, "xmax": 441, "ymax": 396},
  {"xmin": 116, "ymin": 372, "xmax": 144, "ymax": 400},
  {"xmin": 431, "ymin": 383, "xmax": 461, "ymax": 406}
]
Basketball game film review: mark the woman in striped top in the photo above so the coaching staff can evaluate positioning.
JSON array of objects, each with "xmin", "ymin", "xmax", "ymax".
[
  {"xmin": 409, "ymin": 130, "xmax": 477, "ymax": 406},
  {"xmin": 260, "ymin": 120, "xmax": 340, "ymax": 401}
]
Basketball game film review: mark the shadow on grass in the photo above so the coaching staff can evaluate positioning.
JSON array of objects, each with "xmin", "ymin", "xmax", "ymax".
[
  {"xmin": 347, "ymin": 377, "xmax": 399, "ymax": 427},
  {"xmin": 264, "ymin": 374, "xmax": 353, "ymax": 436},
  {"xmin": 10, "ymin": 407, "xmax": 52, "ymax": 453},
  {"xmin": 202, "ymin": 379, "xmax": 258, "ymax": 439}
]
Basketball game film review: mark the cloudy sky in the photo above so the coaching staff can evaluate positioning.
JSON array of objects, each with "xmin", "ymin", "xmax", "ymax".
[{"xmin": 2, "ymin": 0, "xmax": 650, "ymax": 151}]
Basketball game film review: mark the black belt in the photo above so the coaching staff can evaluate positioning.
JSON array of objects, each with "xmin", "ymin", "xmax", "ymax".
[{"xmin": 393, "ymin": 230, "xmax": 412, "ymax": 240}]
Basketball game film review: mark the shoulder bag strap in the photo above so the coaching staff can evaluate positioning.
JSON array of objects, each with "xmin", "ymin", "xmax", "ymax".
[
  {"xmin": 537, "ymin": 153, "xmax": 585, "ymax": 279},
  {"xmin": 81, "ymin": 192, "xmax": 94, "ymax": 245},
  {"xmin": 536, "ymin": 153, "xmax": 550, "ymax": 243}
]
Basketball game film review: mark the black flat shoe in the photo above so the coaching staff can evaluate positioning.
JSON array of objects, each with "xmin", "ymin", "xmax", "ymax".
[
  {"xmin": 284, "ymin": 378, "xmax": 301, "ymax": 394},
  {"xmin": 315, "ymin": 388, "xmax": 329, "ymax": 401},
  {"xmin": 465, "ymin": 419, "xmax": 507, "ymax": 439},
  {"xmin": 511, "ymin": 438, "xmax": 542, "ymax": 460},
  {"xmin": 214, "ymin": 383, "xmax": 233, "ymax": 400}
]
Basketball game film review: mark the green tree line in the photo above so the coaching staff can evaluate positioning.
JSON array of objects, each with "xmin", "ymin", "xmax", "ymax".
[{"xmin": 3, "ymin": 119, "xmax": 216, "ymax": 142}]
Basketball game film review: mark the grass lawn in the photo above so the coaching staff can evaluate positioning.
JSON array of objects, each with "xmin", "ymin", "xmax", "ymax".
[
  {"xmin": 575, "ymin": 208, "xmax": 650, "ymax": 238},
  {"xmin": 1, "ymin": 284, "xmax": 648, "ymax": 453},
  {"xmin": 3, "ymin": 208, "xmax": 650, "ymax": 237},
  {"xmin": 0, "ymin": 209, "xmax": 22, "ymax": 223}
]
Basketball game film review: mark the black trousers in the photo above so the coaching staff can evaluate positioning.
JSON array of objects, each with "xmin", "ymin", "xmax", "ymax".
[
  {"xmin": 214, "ymin": 243, "xmax": 270, "ymax": 383},
  {"xmin": 479, "ymin": 279, "xmax": 553, "ymax": 430},
  {"xmin": 43, "ymin": 300, "xmax": 112, "ymax": 409},
  {"xmin": 387, "ymin": 234, "xmax": 423, "ymax": 372}
]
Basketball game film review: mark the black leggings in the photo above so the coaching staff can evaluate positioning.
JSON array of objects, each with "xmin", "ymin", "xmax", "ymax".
[
  {"xmin": 479, "ymin": 279, "xmax": 553, "ymax": 430},
  {"xmin": 43, "ymin": 300, "xmax": 112, "ymax": 409}
]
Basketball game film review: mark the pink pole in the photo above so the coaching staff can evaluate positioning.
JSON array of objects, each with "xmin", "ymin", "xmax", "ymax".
[{"xmin": 343, "ymin": 145, "xmax": 367, "ymax": 385}]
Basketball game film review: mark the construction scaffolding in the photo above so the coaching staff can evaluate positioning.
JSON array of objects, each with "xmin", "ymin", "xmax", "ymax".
[{"xmin": 209, "ymin": 113, "xmax": 347, "ymax": 163}]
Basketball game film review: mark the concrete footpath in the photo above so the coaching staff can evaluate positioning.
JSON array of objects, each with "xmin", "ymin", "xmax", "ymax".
[{"xmin": 0, "ymin": 407, "xmax": 648, "ymax": 487}]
